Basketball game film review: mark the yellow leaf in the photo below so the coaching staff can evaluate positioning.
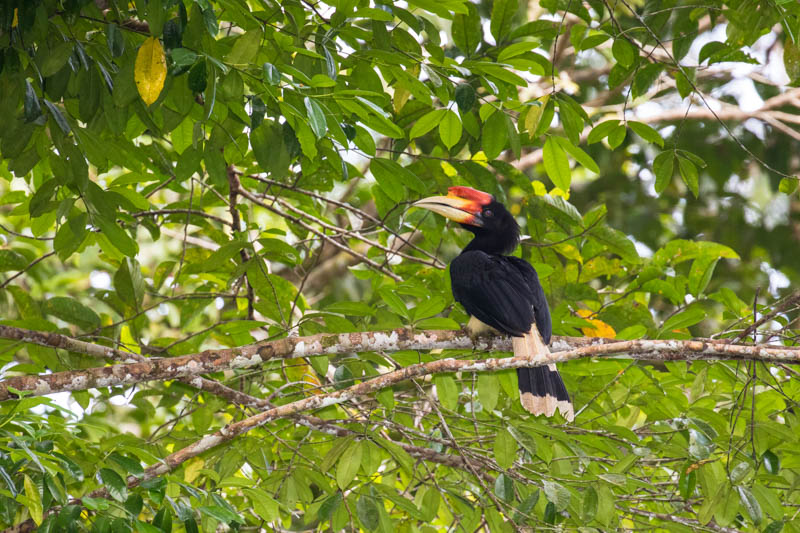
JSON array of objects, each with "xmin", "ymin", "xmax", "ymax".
[
  {"xmin": 285, "ymin": 358, "xmax": 322, "ymax": 395},
  {"xmin": 12, "ymin": 9, "xmax": 18, "ymax": 28},
  {"xmin": 440, "ymin": 161, "xmax": 458, "ymax": 177},
  {"xmin": 393, "ymin": 86, "xmax": 411, "ymax": 113},
  {"xmin": 23, "ymin": 475, "xmax": 42, "ymax": 526},
  {"xmin": 471, "ymin": 151, "xmax": 489, "ymax": 167},
  {"xmin": 550, "ymin": 186, "xmax": 570, "ymax": 200},
  {"xmin": 577, "ymin": 309, "xmax": 616, "ymax": 339},
  {"xmin": 531, "ymin": 180, "xmax": 547, "ymax": 196},
  {"xmin": 135, "ymin": 37, "xmax": 167, "ymax": 106},
  {"xmin": 184, "ymin": 458, "xmax": 204, "ymax": 483}
]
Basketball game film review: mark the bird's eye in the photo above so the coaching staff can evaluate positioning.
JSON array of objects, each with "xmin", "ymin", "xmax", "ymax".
[{"xmin": 484, "ymin": 209, "xmax": 493, "ymax": 217}]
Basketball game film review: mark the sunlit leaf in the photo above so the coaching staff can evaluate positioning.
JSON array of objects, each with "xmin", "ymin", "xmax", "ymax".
[{"xmin": 135, "ymin": 37, "xmax": 167, "ymax": 105}]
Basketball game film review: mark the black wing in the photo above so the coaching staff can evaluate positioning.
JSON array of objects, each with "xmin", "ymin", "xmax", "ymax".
[
  {"xmin": 506, "ymin": 255, "xmax": 551, "ymax": 344},
  {"xmin": 450, "ymin": 251, "xmax": 551, "ymax": 342}
]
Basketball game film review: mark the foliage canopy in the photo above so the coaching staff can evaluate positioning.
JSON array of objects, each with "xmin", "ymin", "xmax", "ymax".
[{"xmin": 0, "ymin": 0, "xmax": 800, "ymax": 531}]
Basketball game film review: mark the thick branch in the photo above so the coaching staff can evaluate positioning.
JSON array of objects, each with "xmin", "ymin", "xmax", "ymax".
[
  {"xmin": 1, "ymin": 325, "xmax": 799, "ymax": 400},
  {"xmin": 70, "ymin": 333, "xmax": 797, "ymax": 503}
]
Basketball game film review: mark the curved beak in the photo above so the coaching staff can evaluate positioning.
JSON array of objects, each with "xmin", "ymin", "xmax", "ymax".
[{"xmin": 412, "ymin": 193, "xmax": 485, "ymax": 227}]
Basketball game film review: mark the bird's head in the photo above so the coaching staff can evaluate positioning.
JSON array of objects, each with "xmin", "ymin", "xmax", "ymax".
[{"xmin": 413, "ymin": 186, "xmax": 520, "ymax": 254}]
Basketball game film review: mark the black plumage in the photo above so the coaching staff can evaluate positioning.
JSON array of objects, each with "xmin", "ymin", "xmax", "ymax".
[{"xmin": 414, "ymin": 187, "xmax": 573, "ymax": 420}]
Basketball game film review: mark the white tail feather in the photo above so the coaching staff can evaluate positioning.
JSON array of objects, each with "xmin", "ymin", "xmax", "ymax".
[{"xmin": 514, "ymin": 324, "xmax": 574, "ymax": 421}]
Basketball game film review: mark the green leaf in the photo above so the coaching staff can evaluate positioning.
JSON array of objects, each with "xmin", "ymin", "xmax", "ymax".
[
  {"xmin": 375, "ymin": 436, "xmax": 414, "ymax": 475},
  {"xmin": 587, "ymin": 120, "xmax": 619, "ymax": 144},
  {"xmin": 738, "ymin": 486, "xmax": 763, "ymax": 525},
  {"xmin": 751, "ymin": 483, "xmax": 784, "ymax": 519},
  {"xmin": 653, "ymin": 151, "xmax": 675, "ymax": 194},
  {"xmin": 336, "ymin": 440, "xmax": 363, "ymax": 489},
  {"xmin": 0, "ymin": 249, "xmax": 28, "ymax": 272},
  {"xmin": 251, "ymin": 121, "xmax": 290, "ymax": 179},
  {"xmin": 99, "ymin": 468, "xmax": 128, "ymax": 502},
  {"xmin": 677, "ymin": 156, "xmax": 699, "ymax": 197},
  {"xmin": 226, "ymin": 30, "xmax": 262, "ymax": 65},
  {"xmin": 524, "ymin": 94, "xmax": 550, "ymax": 139},
  {"xmin": 612, "ymin": 38, "xmax": 635, "ymax": 68},
  {"xmin": 433, "ymin": 374, "xmax": 458, "ymax": 410},
  {"xmin": 454, "ymin": 83, "xmax": 476, "ymax": 112},
  {"xmin": 785, "ymin": 39, "xmax": 800, "ymax": 82},
  {"xmin": 482, "ymin": 110, "xmax": 509, "ymax": 159},
  {"xmin": 418, "ymin": 486, "xmax": 440, "ymax": 521},
  {"xmin": 762, "ymin": 450, "xmax": 780, "ymax": 474},
  {"xmin": 114, "ymin": 258, "xmax": 146, "ymax": 308},
  {"xmin": 107, "ymin": 23, "xmax": 125, "ymax": 57},
  {"xmin": 539, "ymin": 194, "xmax": 582, "ymax": 224},
  {"xmin": 675, "ymin": 68, "xmax": 695, "ymax": 98},
  {"xmin": 96, "ymin": 215, "xmax": 138, "ymax": 257},
  {"xmin": 199, "ymin": 506, "xmax": 241, "ymax": 524},
  {"xmin": 477, "ymin": 373, "xmax": 499, "ymax": 412},
  {"xmin": 109, "ymin": 453, "xmax": 144, "ymax": 477},
  {"xmin": 263, "ymin": 62, "xmax": 281, "ymax": 85},
  {"xmin": 242, "ymin": 488, "xmax": 280, "ymax": 522},
  {"xmin": 779, "ymin": 177, "xmax": 798, "ymax": 195},
  {"xmin": 24, "ymin": 80, "xmax": 42, "ymax": 123},
  {"xmin": 410, "ymin": 109, "xmax": 446, "ymax": 139},
  {"xmin": 494, "ymin": 473, "xmax": 514, "ymax": 502},
  {"xmin": 412, "ymin": 296, "xmax": 447, "ymax": 320},
  {"xmin": 661, "ymin": 307, "xmax": 706, "ymax": 334},
  {"xmin": 29, "ymin": 179, "xmax": 59, "ymax": 217},
  {"xmin": 543, "ymin": 136, "xmax": 571, "ymax": 190},
  {"xmin": 767, "ymin": 523, "xmax": 785, "ymax": 533},
  {"xmin": 590, "ymin": 226, "xmax": 640, "ymax": 263},
  {"xmin": 321, "ymin": 437, "xmax": 353, "ymax": 473},
  {"xmin": 416, "ymin": 317, "xmax": 461, "ymax": 329},
  {"xmin": 507, "ymin": 426, "xmax": 536, "ymax": 457},
  {"xmin": 304, "ymin": 97, "xmax": 327, "ymax": 139},
  {"xmin": 582, "ymin": 486, "xmax": 598, "ymax": 522},
  {"xmin": 371, "ymin": 162, "xmax": 406, "ymax": 203},
  {"xmin": 439, "ymin": 109, "xmax": 462, "ymax": 150},
  {"xmin": 38, "ymin": 41, "xmax": 75, "ymax": 78},
  {"xmin": 498, "ymin": 41, "xmax": 539, "ymax": 62},
  {"xmin": 493, "ymin": 429, "xmax": 517, "ymax": 469},
  {"xmin": 607, "ymin": 124, "xmax": 626, "ymax": 148},
  {"xmin": 373, "ymin": 485, "xmax": 424, "ymax": 520},
  {"xmin": 641, "ymin": 279, "xmax": 681, "ymax": 304},
  {"xmin": 42, "ymin": 297, "xmax": 101, "ymax": 330},
  {"xmin": 490, "ymin": 0, "xmax": 517, "ymax": 43},
  {"xmin": 543, "ymin": 480, "xmax": 570, "ymax": 512},
  {"xmin": 628, "ymin": 121, "xmax": 663, "ymax": 147},
  {"xmin": 371, "ymin": 157, "xmax": 427, "ymax": 194},
  {"xmin": 326, "ymin": 301, "xmax": 375, "ymax": 316},
  {"xmin": 83, "ymin": 497, "xmax": 111, "ymax": 511},
  {"xmin": 632, "ymin": 63, "xmax": 663, "ymax": 99},
  {"xmin": 171, "ymin": 48, "xmax": 197, "ymax": 67},
  {"xmin": 451, "ymin": 3, "xmax": 481, "ymax": 55},
  {"xmin": 688, "ymin": 256, "xmax": 719, "ymax": 296},
  {"xmin": 558, "ymin": 99, "xmax": 583, "ymax": 145},
  {"xmin": 44, "ymin": 100, "xmax": 71, "ymax": 134},
  {"xmin": 356, "ymin": 494, "xmax": 380, "ymax": 531},
  {"xmin": 554, "ymin": 136, "xmax": 599, "ymax": 173}
]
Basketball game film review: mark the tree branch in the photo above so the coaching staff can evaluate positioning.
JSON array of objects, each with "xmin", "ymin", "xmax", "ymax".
[{"xmin": 1, "ymin": 324, "xmax": 799, "ymax": 402}]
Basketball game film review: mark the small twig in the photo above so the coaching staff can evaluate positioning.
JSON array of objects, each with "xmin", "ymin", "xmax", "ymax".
[{"xmin": 0, "ymin": 251, "xmax": 56, "ymax": 289}]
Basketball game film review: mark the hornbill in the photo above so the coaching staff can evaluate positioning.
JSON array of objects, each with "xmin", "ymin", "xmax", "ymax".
[{"xmin": 413, "ymin": 186, "xmax": 574, "ymax": 421}]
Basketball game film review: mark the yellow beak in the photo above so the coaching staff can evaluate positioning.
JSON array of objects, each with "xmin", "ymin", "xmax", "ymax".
[{"xmin": 412, "ymin": 193, "xmax": 484, "ymax": 227}]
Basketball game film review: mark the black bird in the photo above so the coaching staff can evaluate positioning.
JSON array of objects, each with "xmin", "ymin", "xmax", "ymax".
[{"xmin": 414, "ymin": 186, "xmax": 574, "ymax": 421}]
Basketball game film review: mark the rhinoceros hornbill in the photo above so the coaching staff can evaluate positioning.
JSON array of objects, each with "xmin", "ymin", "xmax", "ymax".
[{"xmin": 414, "ymin": 186, "xmax": 574, "ymax": 421}]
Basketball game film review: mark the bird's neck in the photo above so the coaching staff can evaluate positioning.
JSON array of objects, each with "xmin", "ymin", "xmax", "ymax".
[{"xmin": 462, "ymin": 230, "xmax": 519, "ymax": 256}]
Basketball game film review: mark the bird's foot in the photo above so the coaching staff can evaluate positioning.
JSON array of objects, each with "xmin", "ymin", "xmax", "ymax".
[{"xmin": 465, "ymin": 316, "xmax": 499, "ymax": 350}]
